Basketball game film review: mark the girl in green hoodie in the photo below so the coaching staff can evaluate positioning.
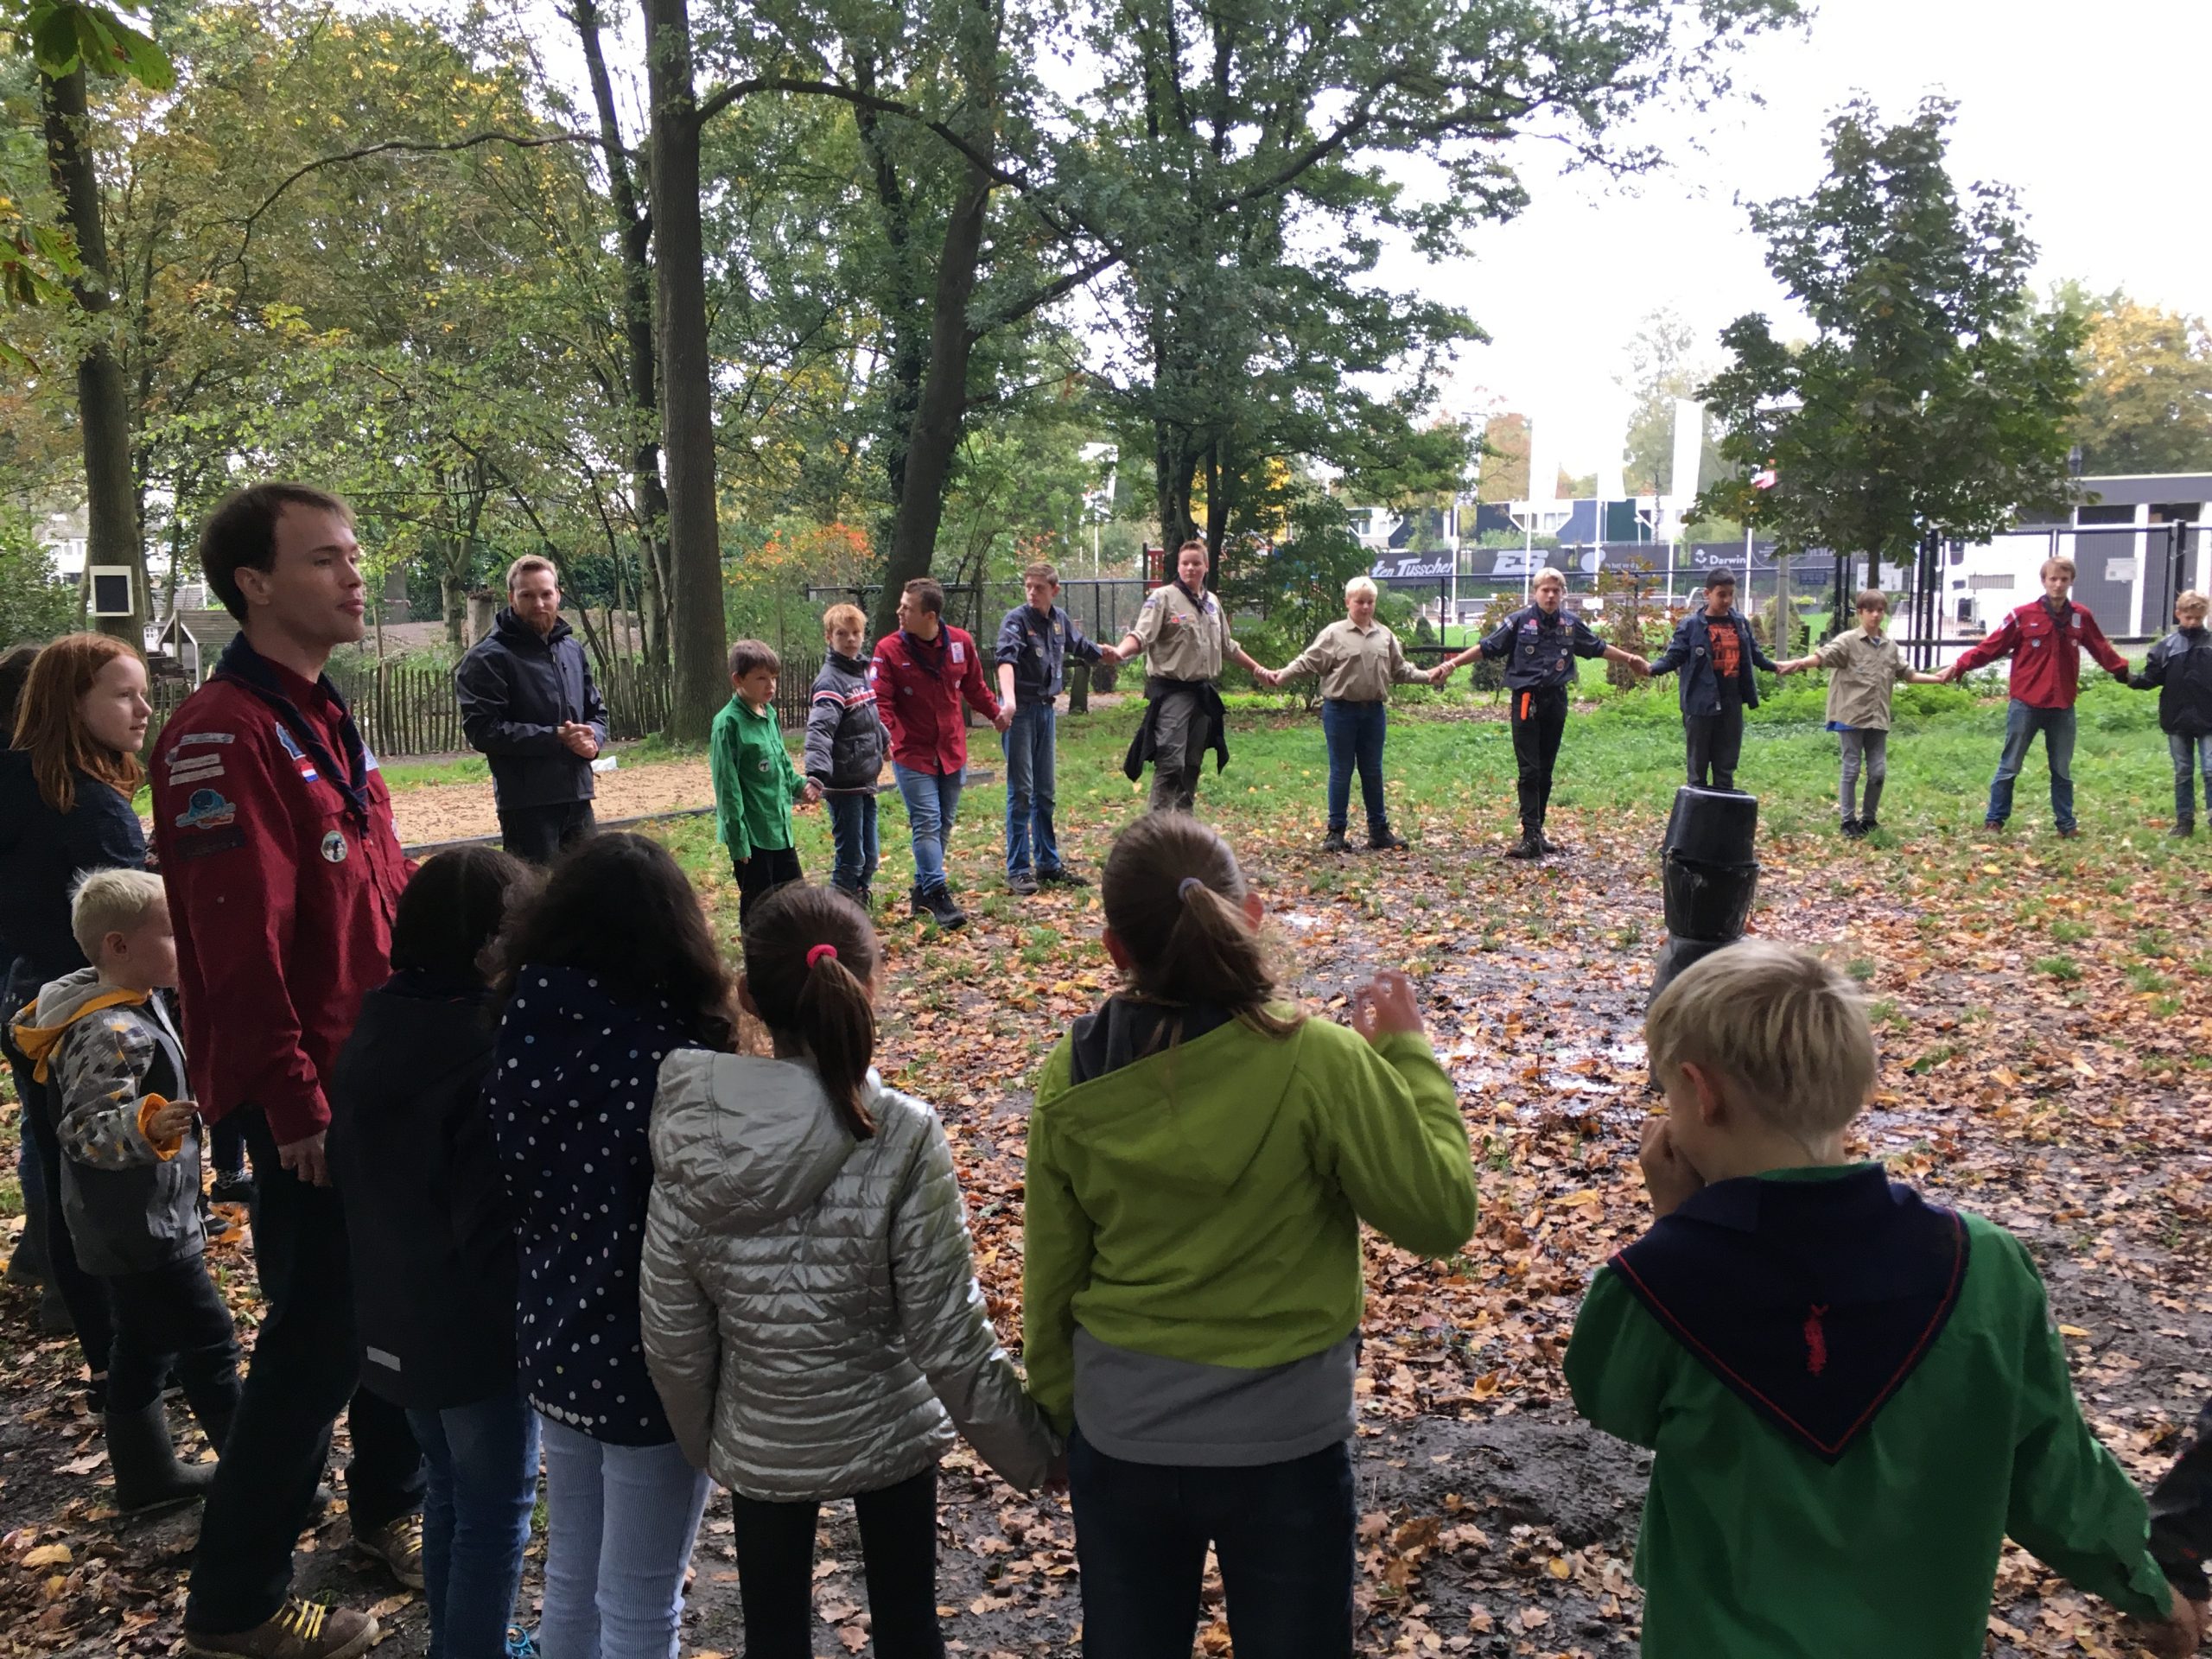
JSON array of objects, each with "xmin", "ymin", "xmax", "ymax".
[{"xmin": 1022, "ymin": 813, "xmax": 1478, "ymax": 1658}]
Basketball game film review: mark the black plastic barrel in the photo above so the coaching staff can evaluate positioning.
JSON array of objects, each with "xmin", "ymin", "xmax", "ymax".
[
  {"xmin": 1662, "ymin": 785, "xmax": 1759, "ymax": 868},
  {"xmin": 1661, "ymin": 851, "xmax": 1760, "ymax": 942}
]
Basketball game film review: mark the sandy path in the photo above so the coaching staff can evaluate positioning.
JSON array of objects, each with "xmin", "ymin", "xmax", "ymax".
[{"xmin": 391, "ymin": 756, "xmax": 715, "ymax": 847}]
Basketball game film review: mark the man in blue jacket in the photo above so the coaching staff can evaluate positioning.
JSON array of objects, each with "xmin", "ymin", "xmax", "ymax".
[
  {"xmin": 454, "ymin": 556, "xmax": 610, "ymax": 863},
  {"xmin": 1648, "ymin": 570, "xmax": 1777, "ymax": 792}
]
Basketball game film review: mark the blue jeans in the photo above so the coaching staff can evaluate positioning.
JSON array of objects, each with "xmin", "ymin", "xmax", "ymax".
[
  {"xmin": 1002, "ymin": 702, "xmax": 1062, "ymax": 876},
  {"xmin": 1986, "ymin": 699, "xmax": 2076, "ymax": 830},
  {"xmin": 892, "ymin": 763, "xmax": 963, "ymax": 897},
  {"xmin": 825, "ymin": 791, "xmax": 880, "ymax": 893},
  {"xmin": 537, "ymin": 1419, "xmax": 709, "ymax": 1659},
  {"xmin": 2171, "ymin": 733, "xmax": 2212, "ymax": 822},
  {"xmin": 408, "ymin": 1389, "xmax": 539, "ymax": 1659},
  {"xmin": 1320, "ymin": 698, "xmax": 1389, "ymax": 836},
  {"xmin": 1067, "ymin": 1427, "xmax": 1354, "ymax": 1659}
]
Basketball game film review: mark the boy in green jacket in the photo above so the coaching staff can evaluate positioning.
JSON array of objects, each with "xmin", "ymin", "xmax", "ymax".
[
  {"xmin": 1565, "ymin": 941, "xmax": 2197, "ymax": 1658},
  {"xmin": 1023, "ymin": 812, "xmax": 1477, "ymax": 1658},
  {"xmin": 709, "ymin": 638, "xmax": 819, "ymax": 921}
]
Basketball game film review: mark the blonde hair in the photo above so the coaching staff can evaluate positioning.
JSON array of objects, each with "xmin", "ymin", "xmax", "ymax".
[
  {"xmin": 1645, "ymin": 941, "xmax": 1875, "ymax": 1139},
  {"xmin": 1533, "ymin": 567, "xmax": 1567, "ymax": 592},
  {"xmin": 2178, "ymin": 591, "xmax": 2209, "ymax": 617},
  {"xmin": 506, "ymin": 554, "xmax": 558, "ymax": 591},
  {"xmin": 1343, "ymin": 575, "xmax": 1379, "ymax": 601},
  {"xmin": 2039, "ymin": 556, "xmax": 2075, "ymax": 581},
  {"xmin": 71, "ymin": 868, "xmax": 168, "ymax": 963},
  {"xmin": 821, "ymin": 602, "xmax": 867, "ymax": 637}
]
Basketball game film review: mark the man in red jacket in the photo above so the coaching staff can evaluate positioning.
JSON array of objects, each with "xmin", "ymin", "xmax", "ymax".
[
  {"xmin": 872, "ymin": 576, "xmax": 1008, "ymax": 929},
  {"xmin": 154, "ymin": 484, "xmax": 422, "ymax": 1659},
  {"xmin": 1941, "ymin": 555, "xmax": 2130, "ymax": 837}
]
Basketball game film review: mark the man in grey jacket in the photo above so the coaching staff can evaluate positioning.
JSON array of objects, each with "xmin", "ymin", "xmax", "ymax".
[{"xmin": 454, "ymin": 556, "xmax": 609, "ymax": 863}]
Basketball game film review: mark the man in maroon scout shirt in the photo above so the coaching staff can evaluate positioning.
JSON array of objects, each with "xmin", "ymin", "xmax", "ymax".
[{"xmin": 153, "ymin": 484, "xmax": 422, "ymax": 1659}]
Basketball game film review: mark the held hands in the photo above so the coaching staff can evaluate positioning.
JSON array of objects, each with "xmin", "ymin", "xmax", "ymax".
[
  {"xmin": 1254, "ymin": 667, "xmax": 1282, "ymax": 690},
  {"xmin": 1630, "ymin": 655, "xmax": 1652, "ymax": 678},
  {"xmin": 1349, "ymin": 969, "xmax": 1425, "ymax": 1044},
  {"xmin": 144, "ymin": 1097, "xmax": 194, "ymax": 1143},
  {"xmin": 1427, "ymin": 662, "xmax": 1454, "ymax": 686},
  {"xmin": 2134, "ymin": 1595, "xmax": 2208, "ymax": 1659},
  {"xmin": 798, "ymin": 779, "xmax": 823, "ymax": 807},
  {"xmin": 1637, "ymin": 1118, "xmax": 1705, "ymax": 1219},
  {"xmin": 992, "ymin": 708, "xmax": 1014, "ymax": 734},
  {"xmin": 558, "ymin": 722, "xmax": 601, "ymax": 760},
  {"xmin": 1095, "ymin": 645, "xmax": 1121, "ymax": 669}
]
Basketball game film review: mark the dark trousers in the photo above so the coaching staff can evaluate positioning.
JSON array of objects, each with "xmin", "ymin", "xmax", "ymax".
[
  {"xmin": 734, "ymin": 846, "xmax": 804, "ymax": 925},
  {"xmin": 499, "ymin": 799, "xmax": 596, "ymax": 866},
  {"xmin": 186, "ymin": 1109, "xmax": 425, "ymax": 1636},
  {"xmin": 1319, "ymin": 698, "xmax": 1388, "ymax": 836},
  {"xmin": 107, "ymin": 1255, "xmax": 243, "ymax": 1440},
  {"xmin": 1067, "ymin": 1428, "xmax": 1353, "ymax": 1659},
  {"xmin": 728, "ymin": 1467, "xmax": 944, "ymax": 1659},
  {"xmin": 1147, "ymin": 688, "xmax": 1205, "ymax": 815},
  {"xmin": 1509, "ymin": 685, "xmax": 1569, "ymax": 830},
  {"xmin": 1684, "ymin": 699, "xmax": 1746, "ymax": 791},
  {"xmin": 2, "ymin": 1025, "xmax": 113, "ymax": 1381}
]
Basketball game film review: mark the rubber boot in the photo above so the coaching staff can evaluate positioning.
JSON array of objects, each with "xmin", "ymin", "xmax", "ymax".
[{"xmin": 105, "ymin": 1400, "xmax": 215, "ymax": 1517}]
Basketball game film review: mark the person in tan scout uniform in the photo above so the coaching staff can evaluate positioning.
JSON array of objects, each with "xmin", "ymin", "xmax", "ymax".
[
  {"xmin": 1774, "ymin": 589, "xmax": 1944, "ymax": 840},
  {"xmin": 1109, "ymin": 541, "xmax": 1269, "ymax": 814},
  {"xmin": 1255, "ymin": 576, "xmax": 1433, "ymax": 853}
]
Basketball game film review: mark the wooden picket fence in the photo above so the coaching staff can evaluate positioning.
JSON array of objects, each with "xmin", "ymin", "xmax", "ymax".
[{"xmin": 149, "ymin": 655, "xmax": 684, "ymax": 761}]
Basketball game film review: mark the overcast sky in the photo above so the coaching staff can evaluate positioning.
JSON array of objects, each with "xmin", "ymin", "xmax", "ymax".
[{"xmin": 1417, "ymin": 0, "xmax": 2212, "ymax": 476}]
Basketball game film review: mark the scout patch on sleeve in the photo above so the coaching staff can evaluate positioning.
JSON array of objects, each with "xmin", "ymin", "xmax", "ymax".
[
  {"xmin": 167, "ymin": 753, "xmax": 227, "ymax": 786},
  {"xmin": 175, "ymin": 789, "xmax": 238, "ymax": 830},
  {"xmin": 165, "ymin": 732, "xmax": 234, "ymax": 760}
]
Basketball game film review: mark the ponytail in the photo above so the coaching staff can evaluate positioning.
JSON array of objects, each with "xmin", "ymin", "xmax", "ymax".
[
  {"xmin": 741, "ymin": 884, "xmax": 880, "ymax": 1139},
  {"xmin": 1101, "ymin": 816, "xmax": 1301, "ymax": 1039}
]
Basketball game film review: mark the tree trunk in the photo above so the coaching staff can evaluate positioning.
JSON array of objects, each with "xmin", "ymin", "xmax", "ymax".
[
  {"xmin": 440, "ymin": 565, "xmax": 464, "ymax": 652},
  {"xmin": 42, "ymin": 67, "xmax": 146, "ymax": 645},
  {"xmin": 644, "ymin": 0, "xmax": 728, "ymax": 741},
  {"xmin": 575, "ymin": 0, "xmax": 673, "ymax": 671},
  {"xmin": 1155, "ymin": 422, "xmax": 1199, "ymax": 563},
  {"xmin": 868, "ymin": 156, "xmax": 994, "ymax": 643}
]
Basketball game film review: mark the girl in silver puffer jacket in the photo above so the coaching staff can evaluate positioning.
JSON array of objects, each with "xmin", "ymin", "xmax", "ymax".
[{"xmin": 640, "ymin": 882, "xmax": 1057, "ymax": 1658}]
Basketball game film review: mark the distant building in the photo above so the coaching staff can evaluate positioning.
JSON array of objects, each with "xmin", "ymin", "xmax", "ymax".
[{"xmin": 1947, "ymin": 473, "xmax": 2208, "ymax": 639}]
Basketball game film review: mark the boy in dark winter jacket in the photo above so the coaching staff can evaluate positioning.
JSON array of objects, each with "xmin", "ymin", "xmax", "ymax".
[
  {"xmin": 805, "ymin": 604, "xmax": 890, "ymax": 907},
  {"xmin": 2129, "ymin": 591, "xmax": 2212, "ymax": 836},
  {"xmin": 1647, "ymin": 571, "xmax": 1777, "ymax": 791},
  {"xmin": 10, "ymin": 869, "xmax": 239, "ymax": 1516},
  {"xmin": 2151, "ymin": 1397, "xmax": 2212, "ymax": 1621}
]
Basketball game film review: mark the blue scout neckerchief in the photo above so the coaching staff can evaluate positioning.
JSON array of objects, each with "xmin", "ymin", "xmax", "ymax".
[{"xmin": 212, "ymin": 633, "xmax": 376, "ymax": 831}]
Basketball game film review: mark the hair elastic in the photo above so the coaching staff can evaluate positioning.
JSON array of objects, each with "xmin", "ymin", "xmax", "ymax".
[
  {"xmin": 806, "ymin": 944, "xmax": 839, "ymax": 968},
  {"xmin": 1178, "ymin": 876, "xmax": 1206, "ymax": 900}
]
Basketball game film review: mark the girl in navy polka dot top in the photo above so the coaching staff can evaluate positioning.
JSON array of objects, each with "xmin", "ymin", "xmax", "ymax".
[{"xmin": 486, "ymin": 833, "xmax": 737, "ymax": 1659}]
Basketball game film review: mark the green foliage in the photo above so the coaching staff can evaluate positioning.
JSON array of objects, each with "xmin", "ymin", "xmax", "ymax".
[
  {"xmin": 1699, "ymin": 98, "xmax": 2084, "ymax": 587},
  {"xmin": 1221, "ymin": 486, "xmax": 1376, "ymax": 700},
  {"xmin": 2063, "ymin": 289, "xmax": 2212, "ymax": 475},
  {"xmin": 12, "ymin": 0, "xmax": 174, "ymax": 86},
  {"xmin": 0, "ymin": 506, "xmax": 74, "ymax": 643}
]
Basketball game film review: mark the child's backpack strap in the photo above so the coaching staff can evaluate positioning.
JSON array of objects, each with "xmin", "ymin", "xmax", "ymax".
[{"xmin": 1609, "ymin": 1166, "xmax": 1968, "ymax": 1464}]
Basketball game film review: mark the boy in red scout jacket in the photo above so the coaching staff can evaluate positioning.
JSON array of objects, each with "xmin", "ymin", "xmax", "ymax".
[
  {"xmin": 155, "ymin": 484, "xmax": 423, "ymax": 1659},
  {"xmin": 871, "ymin": 576, "xmax": 1007, "ymax": 930},
  {"xmin": 1941, "ymin": 555, "xmax": 2129, "ymax": 837}
]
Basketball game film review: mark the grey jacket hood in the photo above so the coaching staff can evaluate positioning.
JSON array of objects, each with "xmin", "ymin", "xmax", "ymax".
[
  {"xmin": 28, "ymin": 965, "xmax": 118, "ymax": 1028},
  {"xmin": 649, "ymin": 1050, "xmax": 865, "ymax": 1230}
]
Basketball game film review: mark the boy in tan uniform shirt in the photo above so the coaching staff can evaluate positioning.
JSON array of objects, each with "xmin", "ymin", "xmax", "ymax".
[
  {"xmin": 1775, "ymin": 590, "xmax": 1943, "ymax": 838},
  {"xmin": 1109, "ymin": 541, "xmax": 1269, "ymax": 814}
]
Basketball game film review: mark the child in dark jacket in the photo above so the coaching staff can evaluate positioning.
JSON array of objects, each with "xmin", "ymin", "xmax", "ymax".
[
  {"xmin": 11, "ymin": 869, "xmax": 239, "ymax": 1517},
  {"xmin": 804, "ymin": 604, "xmax": 889, "ymax": 908},
  {"xmin": 327, "ymin": 845, "xmax": 541, "ymax": 1659},
  {"xmin": 2129, "ymin": 590, "xmax": 2212, "ymax": 836},
  {"xmin": 2151, "ymin": 1397, "xmax": 2212, "ymax": 1625},
  {"xmin": 486, "ymin": 833, "xmax": 737, "ymax": 1659},
  {"xmin": 1565, "ymin": 941, "xmax": 2195, "ymax": 1658}
]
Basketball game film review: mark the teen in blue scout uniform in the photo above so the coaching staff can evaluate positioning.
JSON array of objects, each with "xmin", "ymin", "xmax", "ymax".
[
  {"xmin": 994, "ymin": 560, "xmax": 1108, "ymax": 894},
  {"xmin": 1436, "ymin": 568, "xmax": 1649, "ymax": 859},
  {"xmin": 1647, "ymin": 569, "xmax": 1777, "ymax": 792}
]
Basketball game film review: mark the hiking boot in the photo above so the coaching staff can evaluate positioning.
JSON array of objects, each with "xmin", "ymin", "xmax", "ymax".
[
  {"xmin": 2055, "ymin": 825, "xmax": 2080, "ymax": 840},
  {"xmin": 1859, "ymin": 818, "xmax": 1880, "ymax": 836},
  {"xmin": 185, "ymin": 1599, "xmax": 378, "ymax": 1659},
  {"xmin": 921, "ymin": 887, "xmax": 967, "ymax": 930},
  {"xmin": 353, "ymin": 1513, "xmax": 424, "ymax": 1590},
  {"xmin": 37, "ymin": 1284, "xmax": 73, "ymax": 1335},
  {"xmin": 1367, "ymin": 826, "xmax": 1409, "ymax": 852},
  {"xmin": 1535, "ymin": 828, "xmax": 1560, "ymax": 856},
  {"xmin": 1503, "ymin": 834, "xmax": 1541, "ymax": 860},
  {"xmin": 1038, "ymin": 866, "xmax": 1091, "ymax": 887},
  {"xmin": 1977, "ymin": 820, "xmax": 2004, "ymax": 837},
  {"xmin": 208, "ymin": 1170, "xmax": 257, "ymax": 1207},
  {"xmin": 106, "ymin": 1400, "xmax": 214, "ymax": 1517},
  {"xmin": 1321, "ymin": 831, "xmax": 1350, "ymax": 855},
  {"xmin": 1007, "ymin": 868, "xmax": 1039, "ymax": 896},
  {"xmin": 2173, "ymin": 820, "xmax": 2196, "ymax": 838},
  {"xmin": 1840, "ymin": 817, "xmax": 1863, "ymax": 839}
]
